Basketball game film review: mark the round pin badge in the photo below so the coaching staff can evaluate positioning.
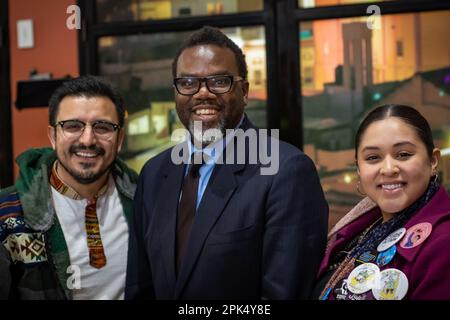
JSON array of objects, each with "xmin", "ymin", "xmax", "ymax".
[
  {"xmin": 333, "ymin": 278, "xmax": 349, "ymax": 300},
  {"xmin": 372, "ymin": 268, "xmax": 409, "ymax": 300},
  {"xmin": 400, "ymin": 222, "xmax": 433, "ymax": 249},
  {"xmin": 347, "ymin": 263, "xmax": 380, "ymax": 294},
  {"xmin": 377, "ymin": 228, "xmax": 406, "ymax": 252},
  {"xmin": 376, "ymin": 245, "xmax": 397, "ymax": 267}
]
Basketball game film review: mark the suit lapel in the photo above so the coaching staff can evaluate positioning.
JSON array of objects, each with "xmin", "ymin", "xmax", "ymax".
[
  {"xmin": 154, "ymin": 156, "xmax": 185, "ymax": 293},
  {"xmin": 173, "ymin": 117, "xmax": 253, "ymax": 298},
  {"xmin": 174, "ymin": 141, "xmax": 246, "ymax": 298}
]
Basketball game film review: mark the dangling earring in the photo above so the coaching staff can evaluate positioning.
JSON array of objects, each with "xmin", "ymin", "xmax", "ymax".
[
  {"xmin": 357, "ymin": 180, "xmax": 366, "ymax": 196},
  {"xmin": 432, "ymin": 172, "xmax": 439, "ymax": 183}
]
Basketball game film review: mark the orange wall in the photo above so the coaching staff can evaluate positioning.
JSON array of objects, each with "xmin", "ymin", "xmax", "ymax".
[{"xmin": 9, "ymin": 0, "xmax": 79, "ymax": 178}]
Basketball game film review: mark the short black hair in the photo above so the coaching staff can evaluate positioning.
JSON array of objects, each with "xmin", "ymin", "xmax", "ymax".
[
  {"xmin": 48, "ymin": 75, "xmax": 126, "ymax": 127},
  {"xmin": 172, "ymin": 26, "xmax": 248, "ymax": 79},
  {"xmin": 355, "ymin": 104, "xmax": 435, "ymax": 159}
]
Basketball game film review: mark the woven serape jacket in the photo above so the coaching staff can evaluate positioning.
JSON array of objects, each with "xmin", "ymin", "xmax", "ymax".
[{"xmin": 0, "ymin": 148, "xmax": 137, "ymax": 299}]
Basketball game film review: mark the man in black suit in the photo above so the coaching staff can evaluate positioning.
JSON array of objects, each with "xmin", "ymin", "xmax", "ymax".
[{"xmin": 125, "ymin": 26, "xmax": 328, "ymax": 300}]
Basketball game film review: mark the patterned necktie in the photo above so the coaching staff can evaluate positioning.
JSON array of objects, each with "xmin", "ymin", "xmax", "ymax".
[
  {"xmin": 50, "ymin": 162, "xmax": 108, "ymax": 269},
  {"xmin": 85, "ymin": 196, "xmax": 107, "ymax": 268},
  {"xmin": 176, "ymin": 152, "xmax": 203, "ymax": 273}
]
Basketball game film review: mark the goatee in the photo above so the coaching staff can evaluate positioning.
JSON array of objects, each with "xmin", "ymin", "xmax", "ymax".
[
  {"xmin": 56, "ymin": 144, "xmax": 112, "ymax": 185},
  {"xmin": 189, "ymin": 119, "xmax": 225, "ymax": 148}
]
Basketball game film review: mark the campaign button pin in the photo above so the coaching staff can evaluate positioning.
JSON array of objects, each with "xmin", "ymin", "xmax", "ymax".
[
  {"xmin": 356, "ymin": 251, "xmax": 377, "ymax": 265},
  {"xmin": 376, "ymin": 245, "xmax": 397, "ymax": 267},
  {"xmin": 334, "ymin": 278, "xmax": 350, "ymax": 300},
  {"xmin": 347, "ymin": 263, "xmax": 380, "ymax": 294},
  {"xmin": 372, "ymin": 268, "xmax": 408, "ymax": 300},
  {"xmin": 400, "ymin": 222, "xmax": 432, "ymax": 249},
  {"xmin": 377, "ymin": 227, "xmax": 406, "ymax": 252},
  {"xmin": 321, "ymin": 287, "xmax": 332, "ymax": 300},
  {"xmin": 346, "ymin": 291, "xmax": 372, "ymax": 300}
]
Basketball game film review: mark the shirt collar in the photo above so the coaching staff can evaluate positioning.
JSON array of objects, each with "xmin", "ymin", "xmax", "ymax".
[
  {"xmin": 50, "ymin": 161, "xmax": 109, "ymax": 201},
  {"xmin": 187, "ymin": 114, "xmax": 244, "ymax": 164}
]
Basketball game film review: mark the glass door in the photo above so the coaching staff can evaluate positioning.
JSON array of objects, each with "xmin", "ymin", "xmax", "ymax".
[
  {"xmin": 299, "ymin": 10, "xmax": 450, "ymax": 228},
  {"xmin": 80, "ymin": 0, "xmax": 273, "ymax": 174},
  {"xmin": 79, "ymin": 0, "xmax": 450, "ymax": 229}
]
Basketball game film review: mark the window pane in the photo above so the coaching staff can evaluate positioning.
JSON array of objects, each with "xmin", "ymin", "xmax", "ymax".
[
  {"xmin": 298, "ymin": 0, "xmax": 391, "ymax": 9},
  {"xmin": 300, "ymin": 11, "xmax": 450, "ymax": 229},
  {"xmin": 96, "ymin": 0, "xmax": 263, "ymax": 22},
  {"xmin": 98, "ymin": 26, "xmax": 267, "ymax": 173}
]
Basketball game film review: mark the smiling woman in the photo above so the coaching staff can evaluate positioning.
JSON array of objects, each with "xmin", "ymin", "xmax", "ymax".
[
  {"xmin": 313, "ymin": 104, "xmax": 450, "ymax": 300},
  {"xmin": 355, "ymin": 108, "xmax": 439, "ymax": 222}
]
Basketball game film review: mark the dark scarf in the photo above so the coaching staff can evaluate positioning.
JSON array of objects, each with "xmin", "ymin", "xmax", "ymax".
[{"xmin": 350, "ymin": 179, "xmax": 440, "ymax": 258}]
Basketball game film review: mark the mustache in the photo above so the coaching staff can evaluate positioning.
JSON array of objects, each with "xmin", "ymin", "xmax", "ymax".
[
  {"xmin": 192, "ymin": 101, "xmax": 221, "ymax": 108},
  {"xmin": 69, "ymin": 144, "xmax": 105, "ymax": 156}
]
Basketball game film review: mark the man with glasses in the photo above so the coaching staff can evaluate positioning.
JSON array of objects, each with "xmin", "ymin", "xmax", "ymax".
[
  {"xmin": 126, "ymin": 26, "xmax": 328, "ymax": 300},
  {"xmin": 0, "ymin": 75, "xmax": 138, "ymax": 299}
]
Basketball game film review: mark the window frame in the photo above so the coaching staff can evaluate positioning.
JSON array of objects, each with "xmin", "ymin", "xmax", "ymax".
[
  {"xmin": 77, "ymin": 0, "xmax": 450, "ymax": 152},
  {"xmin": 0, "ymin": 0, "xmax": 13, "ymax": 187}
]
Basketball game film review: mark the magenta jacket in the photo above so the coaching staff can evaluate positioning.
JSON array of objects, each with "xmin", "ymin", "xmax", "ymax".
[{"xmin": 318, "ymin": 186, "xmax": 450, "ymax": 300}]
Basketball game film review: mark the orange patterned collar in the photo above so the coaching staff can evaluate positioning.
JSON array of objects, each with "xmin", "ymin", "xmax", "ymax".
[{"xmin": 49, "ymin": 161, "xmax": 109, "ymax": 201}]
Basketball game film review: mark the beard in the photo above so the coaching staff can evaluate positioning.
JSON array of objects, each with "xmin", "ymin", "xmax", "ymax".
[
  {"xmin": 56, "ymin": 144, "xmax": 113, "ymax": 185},
  {"xmin": 189, "ymin": 118, "xmax": 225, "ymax": 148}
]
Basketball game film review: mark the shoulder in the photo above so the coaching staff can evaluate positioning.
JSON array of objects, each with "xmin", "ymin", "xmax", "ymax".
[
  {"xmin": 0, "ymin": 185, "xmax": 17, "ymax": 199},
  {"xmin": 141, "ymin": 146, "xmax": 175, "ymax": 172},
  {"xmin": 137, "ymin": 146, "xmax": 179, "ymax": 185},
  {"xmin": 417, "ymin": 212, "xmax": 450, "ymax": 253},
  {"xmin": 0, "ymin": 188, "xmax": 22, "ymax": 221},
  {"xmin": 405, "ymin": 216, "xmax": 450, "ymax": 299},
  {"xmin": 114, "ymin": 157, "xmax": 139, "ymax": 183},
  {"xmin": 0, "ymin": 190, "xmax": 50, "ymax": 266},
  {"xmin": 275, "ymin": 139, "xmax": 316, "ymax": 172}
]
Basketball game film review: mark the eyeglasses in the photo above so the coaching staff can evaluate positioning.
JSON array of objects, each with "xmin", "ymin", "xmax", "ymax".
[
  {"xmin": 173, "ymin": 75, "xmax": 244, "ymax": 96},
  {"xmin": 54, "ymin": 119, "xmax": 121, "ymax": 141}
]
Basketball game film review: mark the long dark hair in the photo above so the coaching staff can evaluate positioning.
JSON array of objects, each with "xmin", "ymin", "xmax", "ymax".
[{"xmin": 355, "ymin": 104, "xmax": 435, "ymax": 159}]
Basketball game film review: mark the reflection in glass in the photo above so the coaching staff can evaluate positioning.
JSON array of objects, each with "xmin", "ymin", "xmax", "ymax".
[
  {"xmin": 96, "ymin": 0, "xmax": 263, "ymax": 22},
  {"xmin": 98, "ymin": 26, "xmax": 267, "ymax": 172},
  {"xmin": 298, "ymin": 0, "xmax": 390, "ymax": 9},
  {"xmin": 300, "ymin": 11, "xmax": 450, "ymax": 229}
]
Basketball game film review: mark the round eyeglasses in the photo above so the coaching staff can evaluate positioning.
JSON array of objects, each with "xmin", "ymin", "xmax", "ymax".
[
  {"xmin": 54, "ymin": 119, "xmax": 121, "ymax": 141},
  {"xmin": 173, "ymin": 75, "xmax": 244, "ymax": 96}
]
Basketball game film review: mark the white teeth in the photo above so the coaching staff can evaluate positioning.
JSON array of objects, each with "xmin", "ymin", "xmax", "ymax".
[
  {"xmin": 195, "ymin": 109, "xmax": 217, "ymax": 115},
  {"xmin": 382, "ymin": 183, "xmax": 403, "ymax": 190},
  {"xmin": 76, "ymin": 152, "xmax": 97, "ymax": 158}
]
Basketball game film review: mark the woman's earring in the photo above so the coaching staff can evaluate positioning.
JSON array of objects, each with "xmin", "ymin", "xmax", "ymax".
[
  {"xmin": 432, "ymin": 172, "xmax": 439, "ymax": 183},
  {"xmin": 357, "ymin": 180, "xmax": 367, "ymax": 196}
]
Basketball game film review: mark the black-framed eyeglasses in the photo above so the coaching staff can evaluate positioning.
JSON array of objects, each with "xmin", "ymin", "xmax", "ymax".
[
  {"xmin": 54, "ymin": 119, "xmax": 121, "ymax": 141},
  {"xmin": 173, "ymin": 75, "xmax": 244, "ymax": 96}
]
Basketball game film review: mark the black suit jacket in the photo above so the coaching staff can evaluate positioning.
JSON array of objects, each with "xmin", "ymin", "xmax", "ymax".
[{"xmin": 125, "ymin": 117, "xmax": 328, "ymax": 299}]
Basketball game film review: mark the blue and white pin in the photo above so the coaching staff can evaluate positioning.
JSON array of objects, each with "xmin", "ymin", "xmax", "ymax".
[
  {"xmin": 377, "ymin": 227, "xmax": 406, "ymax": 252},
  {"xmin": 376, "ymin": 245, "xmax": 396, "ymax": 266}
]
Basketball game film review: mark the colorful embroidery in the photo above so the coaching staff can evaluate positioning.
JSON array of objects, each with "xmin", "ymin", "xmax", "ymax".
[
  {"xmin": 3, "ymin": 232, "xmax": 47, "ymax": 264},
  {"xmin": 0, "ymin": 192, "xmax": 23, "ymax": 220}
]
